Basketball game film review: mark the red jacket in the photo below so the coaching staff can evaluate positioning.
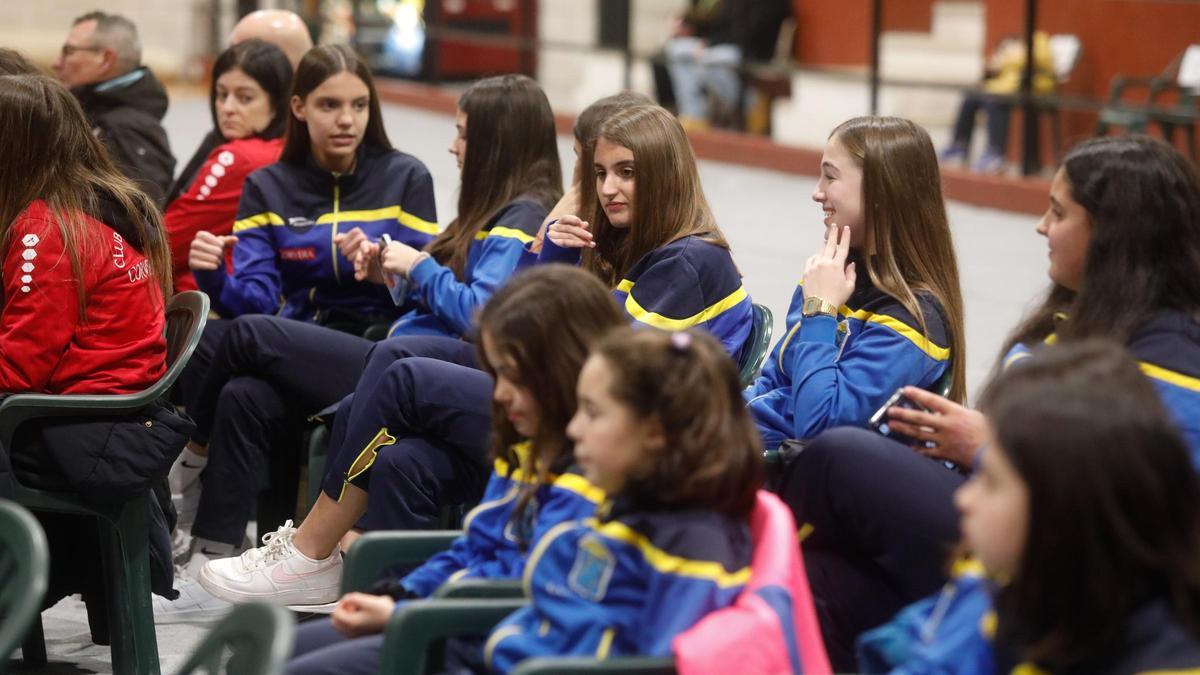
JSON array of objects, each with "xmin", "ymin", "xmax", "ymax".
[
  {"xmin": 0, "ymin": 200, "xmax": 166, "ymax": 394},
  {"xmin": 164, "ymin": 136, "xmax": 283, "ymax": 292}
]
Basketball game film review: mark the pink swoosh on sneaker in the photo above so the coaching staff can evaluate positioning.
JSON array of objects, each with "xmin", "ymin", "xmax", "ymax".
[{"xmin": 269, "ymin": 560, "xmax": 337, "ymax": 585}]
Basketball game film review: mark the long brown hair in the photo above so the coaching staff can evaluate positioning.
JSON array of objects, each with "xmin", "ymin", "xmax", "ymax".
[
  {"xmin": 477, "ymin": 265, "xmax": 625, "ymax": 526},
  {"xmin": 591, "ymin": 327, "xmax": 764, "ymax": 518},
  {"xmin": 980, "ymin": 340, "xmax": 1200, "ymax": 666},
  {"xmin": 580, "ymin": 105, "xmax": 730, "ymax": 287},
  {"xmin": 832, "ymin": 117, "xmax": 967, "ymax": 403},
  {"xmin": 0, "ymin": 75, "xmax": 170, "ymax": 303},
  {"xmin": 1000, "ymin": 135, "xmax": 1200, "ymax": 357},
  {"xmin": 427, "ymin": 74, "xmax": 562, "ymax": 277},
  {"xmin": 570, "ymin": 91, "xmax": 653, "ymax": 184},
  {"xmin": 279, "ymin": 45, "xmax": 391, "ymax": 165}
]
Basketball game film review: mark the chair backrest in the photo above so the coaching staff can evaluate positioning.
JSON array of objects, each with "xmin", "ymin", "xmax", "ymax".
[
  {"xmin": 1048, "ymin": 34, "xmax": 1081, "ymax": 83},
  {"xmin": 0, "ymin": 501, "xmax": 49, "ymax": 668},
  {"xmin": 738, "ymin": 304, "xmax": 775, "ymax": 387},
  {"xmin": 173, "ymin": 603, "xmax": 294, "ymax": 675},
  {"xmin": 160, "ymin": 290, "xmax": 211, "ymax": 397}
]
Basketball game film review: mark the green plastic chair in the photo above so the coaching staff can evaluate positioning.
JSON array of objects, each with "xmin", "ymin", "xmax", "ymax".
[
  {"xmin": 0, "ymin": 290, "xmax": 209, "ymax": 675},
  {"xmin": 380, "ymin": 598, "xmax": 675, "ymax": 675},
  {"xmin": 341, "ymin": 530, "xmax": 463, "ymax": 594},
  {"xmin": 173, "ymin": 602, "xmax": 294, "ymax": 675},
  {"xmin": 0, "ymin": 501, "xmax": 48, "ymax": 672},
  {"xmin": 738, "ymin": 303, "xmax": 774, "ymax": 387}
]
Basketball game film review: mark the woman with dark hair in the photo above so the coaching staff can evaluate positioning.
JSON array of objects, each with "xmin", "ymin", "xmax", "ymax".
[
  {"xmin": 861, "ymin": 341, "xmax": 1200, "ymax": 672},
  {"xmin": 188, "ymin": 43, "xmax": 437, "ymax": 324},
  {"xmin": 778, "ymin": 134, "xmax": 1200, "ymax": 669},
  {"xmin": 165, "ymin": 39, "xmax": 292, "ymax": 293}
]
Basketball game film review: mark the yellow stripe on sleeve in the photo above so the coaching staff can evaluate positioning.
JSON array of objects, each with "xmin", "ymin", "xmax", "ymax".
[
  {"xmin": 843, "ymin": 307, "xmax": 952, "ymax": 361},
  {"xmin": 1140, "ymin": 362, "xmax": 1200, "ymax": 392},
  {"xmin": 232, "ymin": 212, "xmax": 285, "ymax": 232},
  {"xmin": 592, "ymin": 520, "xmax": 750, "ymax": 588},
  {"xmin": 474, "ymin": 226, "xmax": 536, "ymax": 244},
  {"xmin": 623, "ymin": 285, "xmax": 748, "ymax": 331}
]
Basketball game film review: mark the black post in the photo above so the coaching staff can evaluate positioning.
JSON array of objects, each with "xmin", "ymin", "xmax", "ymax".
[
  {"xmin": 423, "ymin": 0, "xmax": 442, "ymax": 85},
  {"xmin": 869, "ymin": 0, "xmax": 883, "ymax": 115},
  {"xmin": 1019, "ymin": 0, "xmax": 1040, "ymax": 175},
  {"xmin": 599, "ymin": 0, "xmax": 633, "ymax": 90}
]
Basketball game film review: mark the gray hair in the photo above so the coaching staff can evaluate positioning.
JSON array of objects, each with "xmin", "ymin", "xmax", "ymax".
[{"xmin": 74, "ymin": 11, "xmax": 142, "ymax": 74}]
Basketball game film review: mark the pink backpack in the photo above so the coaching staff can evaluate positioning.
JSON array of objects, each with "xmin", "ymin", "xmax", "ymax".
[{"xmin": 673, "ymin": 491, "xmax": 832, "ymax": 674}]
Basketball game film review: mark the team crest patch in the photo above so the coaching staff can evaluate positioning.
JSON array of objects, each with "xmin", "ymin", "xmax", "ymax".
[{"xmin": 567, "ymin": 534, "xmax": 614, "ymax": 601}]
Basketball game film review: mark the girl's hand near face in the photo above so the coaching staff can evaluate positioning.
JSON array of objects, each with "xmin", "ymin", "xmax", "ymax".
[
  {"xmin": 352, "ymin": 239, "xmax": 384, "ymax": 284},
  {"xmin": 546, "ymin": 214, "xmax": 595, "ymax": 250},
  {"xmin": 802, "ymin": 224, "xmax": 857, "ymax": 308},
  {"xmin": 887, "ymin": 386, "xmax": 988, "ymax": 467},
  {"xmin": 379, "ymin": 240, "xmax": 428, "ymax": 279},
  {"xmin": 533, "ymin": 184, "xmax": 582, "ymax": 254},
  {"xmin": 330, "ymin": 592, "xmax": 396, "ymax": 638},
  {"xmin": 188, "ymin": 231, "xmax": 238, "ymax": 271}
]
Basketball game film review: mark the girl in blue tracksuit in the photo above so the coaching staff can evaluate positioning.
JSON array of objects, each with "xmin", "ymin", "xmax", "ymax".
[
  {"xmin": 859, "ymin": 341, "xmax": 1200, "ymax": 674},
  {"xmin": 778, "ymin": 135, "xmax": 1200, "ymax": 669},
  {"xmin": 537, "ymin": 104, "xmax": 753, "ymax": 359},
  {"xmin": 262, "ymin": 266, "xmax": 623, "ymax": 674},
  {"xmin": 189, "ymin": 43, "xmax": 438, "ymax": 326},
  {"xmin": 483, "ymin": 327, "xmax": 764, "ymax": 673},
  {"xmin": 169, "ymin": 75, "xmax": 561, "ymax": 580},
  {"xmin": 744, "ymin": 116, "xmax": 966, "ymax": 450}
]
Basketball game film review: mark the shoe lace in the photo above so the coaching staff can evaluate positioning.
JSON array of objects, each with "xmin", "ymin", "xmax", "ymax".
[{"xmin": 240, "ymin": 519, "xmax": 297, "ymax": 570}]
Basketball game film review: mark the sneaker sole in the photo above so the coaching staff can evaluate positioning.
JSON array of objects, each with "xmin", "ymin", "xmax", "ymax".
[
  {"xmin": 286, "ymin": 601, "xmax": 338, "ymax": 614},
  {"xmin": 197, "ymin": 565, "xmax": 340, "ymax": 606}
]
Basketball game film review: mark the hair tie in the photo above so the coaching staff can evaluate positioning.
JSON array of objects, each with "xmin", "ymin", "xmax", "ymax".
[{"xmin": 669, "ymin": 331, "xmax": 693, "ymax": 353}]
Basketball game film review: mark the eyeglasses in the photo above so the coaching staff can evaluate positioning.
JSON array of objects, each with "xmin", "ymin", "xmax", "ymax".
[{"xmin": 60, "ymin": 44, "xmax": 104, "ymax": 58}]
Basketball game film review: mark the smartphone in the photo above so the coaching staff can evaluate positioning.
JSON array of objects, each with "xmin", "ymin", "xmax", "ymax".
[{"xmin": 867, "ymin": 388, "xmax": 931, "ymax": 447}]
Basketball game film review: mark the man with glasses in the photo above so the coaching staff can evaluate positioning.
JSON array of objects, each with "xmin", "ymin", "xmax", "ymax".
[{"xmin": 54, "ymin": 11, "xmax": 175, "ymax": 208}]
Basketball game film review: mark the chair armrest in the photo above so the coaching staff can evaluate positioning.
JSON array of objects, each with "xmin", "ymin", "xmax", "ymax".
[
  {"xmin": 512, "ymin": 656, "xmax": 676, "ymax": 675},
  {"xmin": 380, "ymin": 598, "xmax": 527, "ymax": 675},
  {"xmin": 340, "ymin": 530, "xmax": 461, "ymax": 594},
  {"xmin": 434, "ymin": 578, "xmax": 526, "ymax": 599},
  {"xmin": 0, "ymin": 393, "xmax": 166, "ymax": 459}
]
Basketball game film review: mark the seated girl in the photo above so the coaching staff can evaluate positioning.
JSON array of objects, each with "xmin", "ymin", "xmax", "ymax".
[
  {"xmin": 778, "ymin": 134, "xmax": 1200, "ymax": 668},
  {"xmin": 166, "ymin": 74, "xmax": 560, "ymax": 575},
  {"xmin": 246, "ymin": 265, "xmax": 624, "ymax": 674},
  {"xmin": 744, "ymin": 116, "xmax": 966, "ymax": 450},
  {"xmin": 0, "ymin": 74, "xmax": 186, "ymax": 606},
  {"xmin": 482, "ymin": 327, "xmax": 763, "ymax": 672},
  {"xmin": 539, "ymin": 103, "xmax": 754, "ymax": 357},
  {"xmin": 164, "ymin": 39, "xmax": 291, "ymax": 293},
  {"xmin": 859, "ymin": 340, "xmax": 1200, "ymax": 673}
]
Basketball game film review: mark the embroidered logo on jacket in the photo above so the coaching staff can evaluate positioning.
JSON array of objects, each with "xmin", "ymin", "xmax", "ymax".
[
  {"xmin": 280, "ymin": 247, "xmax": 317, "ymax": 261},
  {"xmin": 568, "ymin": 534, "xmax": 615, "ymax": 601},
  {"xmin": 19, "ymin": 233, "xmax": 39, "ymax": 293}
]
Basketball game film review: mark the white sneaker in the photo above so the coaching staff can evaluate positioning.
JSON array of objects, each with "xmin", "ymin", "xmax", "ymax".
[
  {"xmin": 198, "ymin": 520, "xmax": 343, "ymax": 607},
  {"xmin": 171, "ymin": 527, "xmax": 192, "ymax": 566},
  {"xmin": 153, "ymin": 568, "xmax": 232, "ymax": 624}
]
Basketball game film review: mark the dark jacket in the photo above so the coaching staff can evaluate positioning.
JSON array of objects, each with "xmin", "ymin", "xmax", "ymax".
[
  {"xmin": 685, "ymin": 0, "xmax": 792, "ymax": 62},
  {"xmin": 73, "ymin": 67, "xmax": 176, "ymax": 209}
]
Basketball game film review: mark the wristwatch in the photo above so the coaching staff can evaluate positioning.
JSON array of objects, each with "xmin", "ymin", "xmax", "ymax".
[{"xmin": 801, "ymin": 296, "xmax": 838, "ymax": 318}]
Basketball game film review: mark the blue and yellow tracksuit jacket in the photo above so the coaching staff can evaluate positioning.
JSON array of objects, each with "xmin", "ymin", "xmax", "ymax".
[
  {"xmin": 537, "ymin": 234, "xmax": 753, "ymax": 357},
  {"xmin": 387, "ymin": 198, "xmax": 548, "ymax": 339},
  {"xmin": 859, "ymin": 560, "xmax": 1200, "ymax": 674},
  {"xmin": 745, "ymin": 274, "xmax": 952, "ymax": 449},
  {"xmin": 1003, "ymin": 310, "xmax": 1200, "ymax": 464},
  {"xmin": 399, "ymin": 442, "xmax": 604, "ymax": 598},
  {"xmin": 483, "ymin": 500, "xmax": 752, "ymax": 673},
  {"xmin": 194, "ymin": 144, "xmax": 437, "ymax": 322}
]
